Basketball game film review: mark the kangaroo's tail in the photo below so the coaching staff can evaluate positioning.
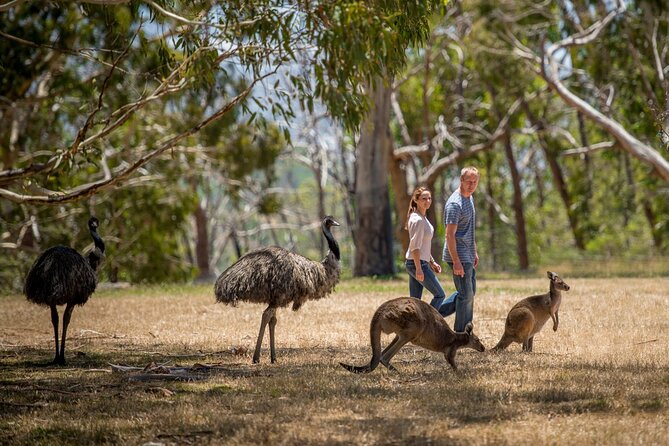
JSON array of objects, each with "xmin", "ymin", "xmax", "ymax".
[
  {"xmin": 339, "ymin": 362, "xmax": 372, "ymax": 373},
  {"xmin": 340, "ymin": 311, "xmax": 384, "ymax": 374}
]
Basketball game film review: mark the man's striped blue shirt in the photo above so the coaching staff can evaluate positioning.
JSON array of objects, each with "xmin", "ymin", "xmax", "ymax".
[{"xmin": 441, "ymin": 189, "xmax": 476, "ymax": 264}]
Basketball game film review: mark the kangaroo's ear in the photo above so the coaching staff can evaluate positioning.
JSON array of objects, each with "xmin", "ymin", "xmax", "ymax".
[
  {"xmin": 547, "ymin": 271, "xmax": 556, "ymax": 280},
  {"xmin": 465, "ymin": 322, "xmax": 473, "ymax": 334}
]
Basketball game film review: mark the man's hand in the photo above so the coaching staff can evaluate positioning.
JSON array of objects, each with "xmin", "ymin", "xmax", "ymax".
[
  {"xmin": 453, "ymin": 260, "xmax": 465, "ymax": 277},
  {"xmin": 474, "ymin": 253, "xmax": 480, "ymax": 268}
]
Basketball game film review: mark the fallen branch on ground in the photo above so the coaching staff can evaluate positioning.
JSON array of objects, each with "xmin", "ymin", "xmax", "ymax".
[{"xmin": 109, "ymin": 362, "xmax": 268, "ymax": 381}]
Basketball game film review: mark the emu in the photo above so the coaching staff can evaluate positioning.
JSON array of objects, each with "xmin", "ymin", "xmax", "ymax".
[
  {"xmin": 24, "ymin": 217, "xmax": 105, "ymax": 365},
  {"xmin": 340, "ymin": 297, "xmax": 485, "ymax": 373},
  {"xmin": 492, "ymin": 271, "xmax": 570, "ymax": 352},
  {"xmin": 214, "ymin": 216, "xmax": 340, "ymax": 364}
]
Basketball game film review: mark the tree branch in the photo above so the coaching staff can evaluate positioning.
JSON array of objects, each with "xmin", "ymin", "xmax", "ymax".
[
  {"xmin": 546, "ymin": 0, "xmax": 626, "ymax": 58},
  {"xmin": 0, "ymin": 72, "xmax": 265, "ymax": 204},
  {"xmin": 508, "ymin": 1, "xmax": 669, "ymax": 181},
  {"xmin": 651, "ymin": 18, "xmax": 665, "ymax": 83},
  {"xmin": 560, "ymin": 141, "xmax": 616, "ymax": 157},
  {"xmin": 418, "ymin": 98, "xmax": 522, "ymax": 185}
]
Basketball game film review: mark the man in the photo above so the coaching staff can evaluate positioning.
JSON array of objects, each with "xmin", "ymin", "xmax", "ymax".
[{"xmin": 435, "ymin": 166, "xmax": 480, "ymax": 332}]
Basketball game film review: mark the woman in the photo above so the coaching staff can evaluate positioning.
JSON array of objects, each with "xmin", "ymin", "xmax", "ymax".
[{"xmin": 404, "ymin": 186, "xmax": 447, "ymax": 309}]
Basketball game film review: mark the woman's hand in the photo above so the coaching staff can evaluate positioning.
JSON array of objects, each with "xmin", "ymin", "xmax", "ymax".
[
  {"xmin": 429, "ymin": 261, "xmax": 441, "ymax": 274},
  {"xmin": 416, "ymin": 268, "xmax": 424, "ymax": 282}
]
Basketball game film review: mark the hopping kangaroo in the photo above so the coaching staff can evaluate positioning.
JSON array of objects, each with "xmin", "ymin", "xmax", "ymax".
[
  {"xmin": 492, "ymin": 271, "xmax": 570, "ymax": 352},
  {"xmin": 340, "ymin": 297, "xmax": 485, "ymax": 373}
]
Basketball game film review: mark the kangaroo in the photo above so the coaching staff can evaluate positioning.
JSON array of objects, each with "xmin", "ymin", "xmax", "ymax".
[
  {"xmin": 340, "ymin": 297, "xmax": 485, "ymax": 373},
  {"xmin": 492, "ymin": 271, "xmax": 570, "ymax": 352}
]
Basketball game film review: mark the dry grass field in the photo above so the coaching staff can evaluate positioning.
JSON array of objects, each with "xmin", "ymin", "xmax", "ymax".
[{"xmin": 1, "ymin": 275, "xmax": 669, "ymax": 445}]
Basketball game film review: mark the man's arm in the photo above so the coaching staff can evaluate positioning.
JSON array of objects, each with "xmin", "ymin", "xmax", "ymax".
[
  {"xmin": 446, "ymin": 223, "xmax": 464, "ymax": 277},
  {"xmin": 474, "ymin": 240, "xmax": 479, "ymax": 268}
]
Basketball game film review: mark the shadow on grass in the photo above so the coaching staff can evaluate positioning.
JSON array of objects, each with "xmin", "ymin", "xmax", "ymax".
[
  {"xmin": 1, "ymin": 344, "xmax": 253, "ymax": 370},
  {"xmin": 3, "ymin": 344, "xmax": 669, "ymax": 443}
]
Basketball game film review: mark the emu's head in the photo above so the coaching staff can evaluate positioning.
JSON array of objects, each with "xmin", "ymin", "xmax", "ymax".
[
  {"xmin": 88, "ymin": 217, "xmax": 100, "ymax": 231},
  {"xmin": 322, "ymin": 215, "xmax": 340, "ymax": 230},
  {"xmin": 547, "ymin": 271, "xmax": 570, "ymax": 291}
]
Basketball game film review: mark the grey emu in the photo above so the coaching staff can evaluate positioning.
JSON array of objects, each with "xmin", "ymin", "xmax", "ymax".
[
  {"xmin": 24, "ymin": 217, "xmax": 105, "ymax": 365},
  {"xmin": 214, "ymin": 216, "xmax": 341, "ymax": 364}
]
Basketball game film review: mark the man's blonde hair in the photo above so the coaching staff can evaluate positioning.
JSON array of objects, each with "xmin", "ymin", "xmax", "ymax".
[{"xmin": 461, "ymin": 166, "xmax": 479, "ymax": 178}]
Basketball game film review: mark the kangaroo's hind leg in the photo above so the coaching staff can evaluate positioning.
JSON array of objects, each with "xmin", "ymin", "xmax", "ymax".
[
  {"xmin": 380, "ymin": 335, "xmax": 410, "ymax": 371},
  {"xmin": 380, "ymin": 335, "xmax": 400, "ymax": 372},
  {"xmin": 522, "ymin": 336, "xmax": 534, "ymax": 352}
]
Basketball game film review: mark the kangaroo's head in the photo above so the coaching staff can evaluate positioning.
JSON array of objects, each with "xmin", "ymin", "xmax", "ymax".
[
  {"xmin": 547, "ymin": 271, "xmax": 570, "ymax": 291},
  {"xmin": 464, "ymin": 322, "xmax": 485, "ymax": 352}
]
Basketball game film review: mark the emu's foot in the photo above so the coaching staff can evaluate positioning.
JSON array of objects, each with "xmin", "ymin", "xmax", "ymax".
[{"xmin": 43, "ymin": 358, "xmax": 66, "ymax": 367}]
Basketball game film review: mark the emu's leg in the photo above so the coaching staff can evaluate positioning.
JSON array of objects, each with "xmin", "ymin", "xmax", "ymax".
[
  {"xmin": 50, "ymin": 305, "xmax": 60, "ymax": 364},
  {"xmin": 268, "ymin": 310, "xmax": 278, "ymax": 364},
  {"xmin": 58, "ymin": 303, "xmax": 75, "ymax": 365},
  {"xmin": 253, "ymin": 306, "xmax": 275, "ymax": 364}
]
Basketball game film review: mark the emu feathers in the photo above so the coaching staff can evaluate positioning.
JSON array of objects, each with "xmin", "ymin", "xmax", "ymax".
[
  {"xmin": 214, "ymin": 246, "xmax": 340, "ymax": 311},
  {"xmin": 24, "ymin": 246, "xmax": 97, "ymax": 307},
  {"xmin": 213, "ymin": 216, "xmax": 341, "ymax": 363}
]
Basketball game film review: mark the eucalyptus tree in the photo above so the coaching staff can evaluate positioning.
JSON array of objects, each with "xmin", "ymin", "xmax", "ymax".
[
  {"xmin": 0, "ymin": 0, "xmax": 448, "ymax": 284},
  {"xmin": 387, "ymin": 3, "xmax": 533, "ymax": 270},
  {"xmin": 481, "ymin": 0, "xmax": 669, "ymax": 253}
]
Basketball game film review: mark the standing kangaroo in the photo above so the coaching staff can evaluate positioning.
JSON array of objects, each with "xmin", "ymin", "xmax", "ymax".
[
  {"xmin": 492, "ymin": 271, "xmax": 570, "ymax": 352},
  {"xmin": 340, "ymin": 297, "xmax": 485, "ymax": 373}
]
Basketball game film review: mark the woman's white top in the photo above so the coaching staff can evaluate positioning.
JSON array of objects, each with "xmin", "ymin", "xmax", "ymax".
[{"xmin": 405, "ymin": 212, "xmax": 433, "ymax": 261}]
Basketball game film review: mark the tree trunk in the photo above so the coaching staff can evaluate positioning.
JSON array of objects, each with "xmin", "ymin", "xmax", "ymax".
[
  {"xmin": 542, "ymin": 137, "xmax": 586, "ymax": 250},
  {"xmin": 577, "ymin": 111, "xmax": 594, "ymax": 206},
  {"xmin": 523, "ymin": 103, "xmax": 586, "ymax": 250},
  {"xmin": 425, "ymin": 182, "xmax": 440, "ymax": 262},
  {"xmin": 388, "ymin": 139, "xmax": 410, "ymax": 255},
  {"xmin": 542, "ymin": 55, "xmax": 669, "ymax": 182},
  {"xmin": 503, "ymin": 131, "xmax": 529, "ymax": 270},
  {"xmin": 485, "ymin": 153, "xmax": 498, "ymax": 270},
  {"xmin": 353, "ymin": 78, "xmax": 395, "ymax": 276},
  {"xmin": 193, "ymin": 203, "xmax": 214, "ymax": 282},
  {"xmin": 642, "ymin": 199, "xmax": 663, "ymax": 249}
]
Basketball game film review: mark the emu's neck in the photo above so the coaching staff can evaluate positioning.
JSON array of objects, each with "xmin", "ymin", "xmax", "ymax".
[
  {"xmin": 88, "ymin": 228, "xmax": 105, "ymax": 271},
  {"xmin": 323, "ymin": 226, "xmax": 340, "ymax": 261}
]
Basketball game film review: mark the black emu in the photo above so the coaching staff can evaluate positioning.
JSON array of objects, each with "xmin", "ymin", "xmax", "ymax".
[
  {"xmin": 214, "ymin": 216, "xmax": 341, "ymax": 364},
  {"xmin": 24, "ymin": 217, "xmax": 105, "ymax": 365}
]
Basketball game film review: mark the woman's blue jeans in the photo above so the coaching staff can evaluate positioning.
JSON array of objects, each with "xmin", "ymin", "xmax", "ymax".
[
  {"xmin": 430, "ymin": 262, "xmax": 476, "ymax": 332},
  {"xmin": 405, "ymin": 259, "xmax": 446, "ymax": 304}
]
